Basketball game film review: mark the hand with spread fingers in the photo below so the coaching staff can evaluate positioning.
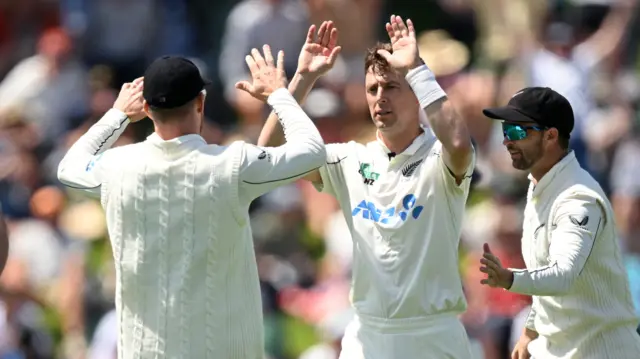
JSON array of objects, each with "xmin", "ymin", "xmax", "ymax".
[
  {"xmin": 480, "ymin": 243, "xmax": 514, "ymax": 289},
  {"xmin": 296, "ymin": 21, "xmax": 342, "ymax": 79},
  {"xmin": 235, "ymin": 45, "xmax": 287, "ymax": 102},
  {"xmin": 377, "ymin": 14, "xmax": 422, "ymax": 75}
]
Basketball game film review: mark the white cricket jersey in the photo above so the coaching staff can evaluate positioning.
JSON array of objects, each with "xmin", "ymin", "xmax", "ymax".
[
  {"xmin": 508, "ymin": 151, "xmax": 640, "ymax": 359},
  {"xmin": 57, "ymin": 88, "xmax": 326, "ymax": 359},
  {"xmin": 316, "ymin": 128, "xmax": 475, "ymax": 323}
]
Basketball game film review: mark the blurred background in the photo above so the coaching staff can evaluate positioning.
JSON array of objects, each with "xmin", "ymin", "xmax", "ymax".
[{"xmin": 1, "ymin": 0, "xmax": 640, "ymax": 358}]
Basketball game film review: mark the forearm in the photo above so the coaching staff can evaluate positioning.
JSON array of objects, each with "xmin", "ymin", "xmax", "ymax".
[
  {"xmin": 267, "ymin": 87, "xmax": 325, "ymax": 157},
  {"xmin": 405, "ymin": 63, "xmax": 472, "ymax": 173},
  {"xmin": 425, "ymin": 97, "xmax": 472, "ymax": 158},
  {"xmin": 257, "ymin": 73, "xmax": 319, "ymax": 147},
  {"xmin": 509, "ymin": 262, "xmax": 578, "ymax": 296},
  {"xmin": 57, "ymin": 109, "xmax": 129, "ymax": 190}
]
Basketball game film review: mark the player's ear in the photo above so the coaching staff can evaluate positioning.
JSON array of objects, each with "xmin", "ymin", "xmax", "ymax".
[
  {"xmin": 143, "ymin": 100, "xmax": 152, "ymax": 119},
  {"xmin": 196, "ymin": 92, "xmax": 206, "ymax": 114},
  {"xmin": 545, "ymin": 128, "xmax": 559, "ymax": 146}
]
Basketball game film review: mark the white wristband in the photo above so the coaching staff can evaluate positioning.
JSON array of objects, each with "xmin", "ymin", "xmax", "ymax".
[{"xmin": 405, "ymin": 65, "xmax": 446, "ymax": 110}]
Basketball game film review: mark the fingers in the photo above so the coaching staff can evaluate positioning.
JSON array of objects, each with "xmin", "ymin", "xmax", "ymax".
[
  {"xmin": 480, "ymin": 278, "xmax": 497, "ymax": 287},
  {"xmin": 407, "ymin": 18, "xmax": 416, "ymax": 39},
  {"xmin": 482, "ymin": 251, "xmax": 501, "ymax": 267},
  {"xmin": 276, "ymin": 50, "xmax": 285, "ymax": 75},
  {"xmin": 235, "ymin": 81, "xmax": 254, "ymax": 94},
  {"xmin": 395, "ymin": 15, "xmax": 408, "ymax": 37},
  {"xmin": 481, "ymin": 256, "xmax": 502, "ymax": 272},
  {"xmin": 251, "ymin": 48, "xmax": 267, "ymax": 68},
  {"xmin": 306, "ymin": 24, "xmax": 316, "ymax": 44},
  {"xmin": 390, "ymin": 15, "xmax": 401, "ymax": 40},
  {"xmin": 376, "ymin": 49, "xmax": 393, "ymax": 62},
  {"xmin": 483, "ymin": 243, "xmax": 492, "ymax": 254},
  {"xmin": 327, "ymin": 46, "xmax": 342, "ymax": 66},
  {"xmin": 329, "ymin": 27, "xmax": 339, "ymax": 49},
  {"xmin": 132, "ymin": 77, "xmax": 144, "ymax": 86},
  {"xmin": 385, "ymin": 22, "xmax": 394, "ymax": 41},
  {"xmin": 317, "ymin": 21, "xmax": 327, "ymax": 45},
  {"xmin": 245, "ymin": 54, "xmax": 259, "ymax": 75},
  {"xmin": 321, "ymin": 21, "xmax": 333, "ymax": 47},
  {"xmin": 263, "ymin": 44, "xmax": 274, "ymax": 67},
  {"xmin": 479, "ymin": 263, "xmax": 499, "ymax": 280}
]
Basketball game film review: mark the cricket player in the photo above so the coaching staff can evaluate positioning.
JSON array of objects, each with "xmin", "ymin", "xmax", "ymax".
[
  {"xmin": 57, "ymin": 47, "xmax": 327, "ymax": 358},
  {"xmin": 480, "ymin": 87, "xmax": 640, "ymax": 359},
  {"xmin": 258, "ymin": 18, "xmax": 476, "ymax": 358}
]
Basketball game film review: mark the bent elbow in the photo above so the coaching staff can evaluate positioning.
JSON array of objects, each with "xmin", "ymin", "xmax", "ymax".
[
  {"xmin": 309, "ymin": 140, "xmax": 327, "ymax": 168},
  {"xmin": 450, "ymin": 137, "xmax": 472, "ymax": 157}
]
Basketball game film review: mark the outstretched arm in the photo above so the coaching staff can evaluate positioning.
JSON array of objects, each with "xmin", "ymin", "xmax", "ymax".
[
  {"xmin": 234, "ymin": 45, "xmax": 327, "ymax": 202},
  {"xmin": 256, "ymin": 21, "xmax": 341, "ymax": 185},
  {"xmin": 377, "ymin": 15, "xmax": 473, "ymax": 179}
]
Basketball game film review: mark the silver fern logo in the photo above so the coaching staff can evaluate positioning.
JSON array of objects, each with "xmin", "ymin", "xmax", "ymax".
[{"xmin": 401, "ymin": 160, "xmax": 423, "ymax": 177}]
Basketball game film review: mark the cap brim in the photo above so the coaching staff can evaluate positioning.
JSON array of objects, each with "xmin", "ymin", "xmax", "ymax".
[{"xmin": 482, "ymin": 106, "xmax": 537, "ymax": 124}]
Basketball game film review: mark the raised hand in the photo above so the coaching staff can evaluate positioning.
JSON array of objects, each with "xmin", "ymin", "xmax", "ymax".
[
  {"xmin": 479, "ymin": 243, "xmax": 514, "ymax": 289},
  {"xmin": 296, "ymin": 21, "xmax": 342, "ymax": 78},
  {"xmin": 377, "ymin": 15, "xmax": 422, "ymax": 75},
  {"xmin": 114, "ymin": 77, "xmax": 146, "ymax": 122},
  {"xmin": 235, "ymin": 45, "xmax": 287, "ymax": 102}
]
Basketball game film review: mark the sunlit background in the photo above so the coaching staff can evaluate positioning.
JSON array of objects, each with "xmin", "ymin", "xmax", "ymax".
[{"xmin": 1, "ymin": 0, "xmax": 640, "ymax": 358}]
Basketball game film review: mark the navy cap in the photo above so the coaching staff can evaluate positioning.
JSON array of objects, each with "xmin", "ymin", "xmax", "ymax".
[
  {"xmin": 143, "ymin": 56, "xmax": 211, "ymax": 109},
  {"xmin": 483, "ymin": 87, "xmax": 575, "ymax": 139}
]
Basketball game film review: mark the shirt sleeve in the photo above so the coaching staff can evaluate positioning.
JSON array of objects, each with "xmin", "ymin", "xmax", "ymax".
[
  {"xmin": 509, "ymin": 192, "xmax": 605, "ymax": 296},
  {"xmin": 237, "ymin": 88, "xmax": 325, "ymax": 203},
  {"xmin": 435, "ymin": 138, "xmax": 476, "ymax": 193},
  {"xmin": 57, "ymin": 109, "xmax": 130, "ymax": 198},
  {"xmin": 314, "ymin": 143, "xmax": 352, "ymax": 197},
  {"xmin": 237, "ymin": 143, "xmax": 323, "ymax": 204}
]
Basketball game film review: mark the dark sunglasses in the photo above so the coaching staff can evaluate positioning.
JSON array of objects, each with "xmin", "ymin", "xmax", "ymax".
[{"xmin": 502, "ymin": 123, "xmax": 545, "ymax": 141}]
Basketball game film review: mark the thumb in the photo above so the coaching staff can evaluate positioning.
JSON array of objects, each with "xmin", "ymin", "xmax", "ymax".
[
  {"xmin": 483, "ymin": 243, "xmax": 492, "ymax": 254},
  {"xmin": 235, "ymin": 81, "xmax": 254, "ymax": 94},
  {"xmin": 327, "ymin": 46, "xmax": 342, "ymax": 66},
  {"xmin": 376, "ymin": 49, "xmax": 393, "ymax": 62}
]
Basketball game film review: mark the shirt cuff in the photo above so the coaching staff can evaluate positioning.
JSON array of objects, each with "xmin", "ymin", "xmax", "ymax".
[
  {"xmin": 104, "ymin": 108, "xmax": 130, "ymax": 125},
  {"xmin": 266, "ymin": 88, "xmax": 293, "ymax": 106},
  {"xmin": 508, "ymin": 269, "xmax": 533, "ymax": 294}
]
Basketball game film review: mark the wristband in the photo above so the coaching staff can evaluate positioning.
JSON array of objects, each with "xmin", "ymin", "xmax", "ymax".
[{"xmin": 405, "ymin": 65, "xmax": 446, "ymax": 110}]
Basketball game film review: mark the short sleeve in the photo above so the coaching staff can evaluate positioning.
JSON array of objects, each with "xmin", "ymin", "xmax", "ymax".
[{"xmin": 315, "ymin": 143, "xmax": 353, "ymax": 197}]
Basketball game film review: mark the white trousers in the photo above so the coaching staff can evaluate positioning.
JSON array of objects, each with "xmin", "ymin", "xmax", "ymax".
[{"xmin": 338, "ymin": 313, "xmax": 474, "ymax": 359}]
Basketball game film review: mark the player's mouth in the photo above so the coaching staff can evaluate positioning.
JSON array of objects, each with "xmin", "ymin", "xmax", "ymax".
[
  {"xmin": 375, "ymin": 110, "xmax": 392, "ymax": 118},
  {"xmin": 509, "ymin": 151, "xmax": 522, "ymax": 158}
]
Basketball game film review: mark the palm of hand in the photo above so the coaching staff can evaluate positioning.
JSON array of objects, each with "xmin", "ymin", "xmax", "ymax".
[
  {"xmin": 299, "ymin": 44, "xmax": 333, "ymax": 74},
  {"xmin": 389, "ymin": 37, "xmax": 418, "ymax": 69}
]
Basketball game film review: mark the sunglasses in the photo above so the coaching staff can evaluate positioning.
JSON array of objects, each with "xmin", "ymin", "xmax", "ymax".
[{"xmin": 502, "ymin": 123, "xmax": 545, "ymax": 141}]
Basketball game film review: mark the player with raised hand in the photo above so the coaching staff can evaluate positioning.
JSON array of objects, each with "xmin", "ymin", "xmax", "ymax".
[
  {"xmin": 259, "ymin": 16, "xmax": 475, "ymax": 358},
  {"xmin": 57, "ymin": 45, "xmax": 326, "ymax": 359}
]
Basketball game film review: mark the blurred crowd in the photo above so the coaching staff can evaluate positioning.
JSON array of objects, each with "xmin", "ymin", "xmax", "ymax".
[{"xmin": 1, "ymin": 0, "xmax": 640, "ymax": 358}]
